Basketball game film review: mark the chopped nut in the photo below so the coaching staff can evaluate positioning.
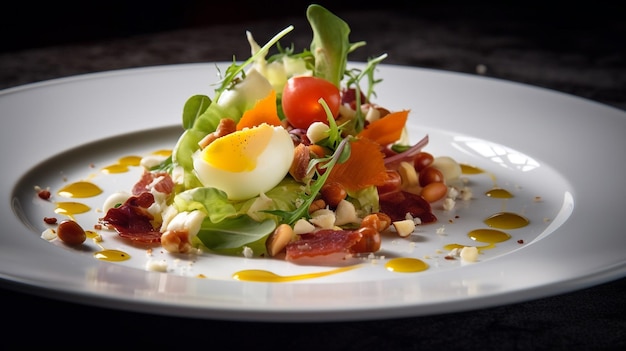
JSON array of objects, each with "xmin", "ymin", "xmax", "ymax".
[
  {"xmin": 398, "ymin": 161, "xmax": 419, "ymax": 189},
  {"xmin": 308, "ymin": 198, "xmax": 326, "ymax": 213},
  {"xmin": 392, "ymin": 219, "xmax": 415, "ymax": 237},
  {"xmin": 198, "ymin": 118, "xmax": 236, "ymax": 149},
  {"xmin": 334, "ymin": 199, "xmax": 360, "ymax": 226},
  {"xmin": 289, "ymin": 143, "xmax": 311, "ymax": 182},
  {"xmin": 266, "ymin": 224, "xmax": 295, "ymax": 256}
]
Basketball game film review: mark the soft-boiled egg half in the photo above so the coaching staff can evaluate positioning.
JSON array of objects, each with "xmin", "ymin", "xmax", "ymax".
[{"xmin": 192, "ymin": 123, "xmax": 295, "ymax": 201}]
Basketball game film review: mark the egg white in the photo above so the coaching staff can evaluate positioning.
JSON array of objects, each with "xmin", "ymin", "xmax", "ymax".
[{"xmin": 192, "ymin": 123, "xmax": 294, "ymax": 201}]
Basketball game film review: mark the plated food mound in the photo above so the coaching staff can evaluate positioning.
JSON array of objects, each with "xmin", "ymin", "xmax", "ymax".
[{"xmin": 96, "ymin": 4, "xmax": 464, "ymax": 265}]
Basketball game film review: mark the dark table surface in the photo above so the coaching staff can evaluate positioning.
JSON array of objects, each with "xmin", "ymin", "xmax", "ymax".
[{"xmin": 1, "ymin": 3, "xmax": 625, "ymax": 350}]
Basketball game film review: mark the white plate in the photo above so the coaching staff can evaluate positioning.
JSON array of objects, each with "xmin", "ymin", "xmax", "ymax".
[{"xmin": 2, "ymin": 63, "xmax": 625, "ymax": 322}]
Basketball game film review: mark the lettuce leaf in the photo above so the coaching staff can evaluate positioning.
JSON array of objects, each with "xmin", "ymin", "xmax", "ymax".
[{"xmin": 195, "ymin": 216, "xmax": 276, "ymax": 257}]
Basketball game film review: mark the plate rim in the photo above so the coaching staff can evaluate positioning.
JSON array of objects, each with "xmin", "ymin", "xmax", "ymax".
[{"xmin": 1, "ymin": 62, "xmax": 625, "ymax": 322}]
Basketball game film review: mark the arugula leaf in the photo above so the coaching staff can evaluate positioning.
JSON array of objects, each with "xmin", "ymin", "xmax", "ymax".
[
  {"xmin": 306, "ymin": 4, "xmax": 351, "ymax": 87},
  {"xmin": 265, "ymin": 136, "xmax": 351, "ymax": 226},
  {"xmin": 344, "ymin": 53, "xmax": 388, "ymax": 133},
  {"xmin": 213, "ymin": 25, "xmax": 294, "ymax": 103}
]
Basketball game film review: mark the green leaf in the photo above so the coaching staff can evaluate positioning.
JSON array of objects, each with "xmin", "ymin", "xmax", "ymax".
[
  {"xmin": 307, "ymin": 4, "xmax": 351, "ymax": 87},
  {"xmin": 266, "ymin": 137, "xmax": 351, "ymax": 226},
  {"xmin": 196, "ymin": 216, "xmax": 276, "ymax": 256},
  {"xmin": 182, "ymin": 95, "xmax": 211, "ymax": 130},
  {"xmin": 213, "ymin": 25, "xmax": 294, "ymax": 102},
  {"xmin": 174, "ymin": 187, "xmax": 238, "ymax": 223}
]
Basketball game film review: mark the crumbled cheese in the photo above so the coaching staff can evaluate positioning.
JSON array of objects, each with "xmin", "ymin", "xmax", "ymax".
[
  {"xmin": 171, "ymin": 165, "xmax": 185, "ymax": 185},
  {"xmin": 41, "ymin": 228, "xmax": 57, "ymax": 241},
  {"xmin": 460, "ymin": 246, "xmax": 479, "ymax": 262},
  {"xmin": 364, "ymin": 105, "xmax": 381, "ymax": 123},
  {"xmin": 166, "ymin": 210, "xmax": 206, "ymax": 239},
  {"xmin": 140, "ymin": 154, "xmax": 169, "ymax": 169},
  {"xmin": 102, "ymin": 191, "xmax": 132, "ymax": 213},
  {"xmin": 246, "ymin": 192, "xmax": 273, "ymax": 221},
  {"xmin": 459, "ymin": 186, "xmax": 473, "ymax": 200},
  {"xmin": 146, "ymin": 259, "xmax": 168, "ymax": 272},
  {"xmin": 242, "ymin": 246, "xmax": 253, "ymax": 258},
  {"xmin": 442, "ymin": 198, "xmax": 456, "ymax": 211},
  {"xmin": 436, "ymin": 225, "xmax": 446, "ymax": 235},
  {"xmin": 309, "ymin": 208, "xmax": 335, "ymax": 229},
  {"xmin": 293, "ymin": 218, "xmax": 316, "ymax": 234},
  {"xmin": 402, "ymin": 213, "xmax": 422, "ymax": 226},
  {"xmin": 334, "ymin": 199, "xmax": 360, "ymax": 226},
  {"xmin": 447, "ymin": 186, "xmax": 459, "ymax": 199}
]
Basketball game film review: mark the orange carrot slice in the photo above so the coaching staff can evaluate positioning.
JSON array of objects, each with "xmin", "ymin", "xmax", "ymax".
[
  {"xmin": 236, "ymin": 90, "xmax": 282, "ymax": 131},
  {"xmin": 357, "ymin": 110, "xmax": 409, "ymax": 146},
  {"xmin": 326, "ymin": 138, "xmax": 388, "ymax": 192}
]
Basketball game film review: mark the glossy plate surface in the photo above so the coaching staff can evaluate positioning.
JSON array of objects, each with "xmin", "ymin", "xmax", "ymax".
[{"xmin": 2, "ymin": 63, "xmax": 625, "ymax": 321}]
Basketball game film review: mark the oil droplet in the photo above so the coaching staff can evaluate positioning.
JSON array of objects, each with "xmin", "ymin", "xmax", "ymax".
[
  {"xmin": 443, "ymin": 243, "xmax": 467, "ymax": 251},
  {"xmin": 460, "ymin": 164, "xmax": 484, "ymax": 175},
  {"xmin": 152, "ymin": 149, "xmax": 172, "ymax": 157},
  {"xmin": 55, "ymin": 202, "xmax": 91, "ymax": 216},
  {"xmin": 232, "ymin": 265, "xmax": 359, "ymax": 282},
  {"xmin": 468, "ymin": 228, "xmax": 511, "ymax": 244},
  {"xmin": 94, "ymin": 249, "xmax": 131, "ymax": 262},
  {"xmin": 101, "ymin": 164, "xmax": 129, "ymax": 174},
  {"xmin": 484, "ymin": 212, "xmax": 529, "ymax": 229},
  {"xmin": 57, "ymin": 181, "xmax": 102, "ymax": 198},
  {"xmin": 485, "ymin": 187, "xmax": 513, "ymax": 198},
  {"xmin": 118, "ymin": 155, "xmax": 142, "ymax": 166},
  {"xmin": 385, "ymin": 257, "xmax": 429, "ymax": 273},
  {"xmin": 444, "ymin": 242, "xmax": 494, "ymax": 251},
  {"xmin": 85, "ymin": 230, "xmax": 100, "ymax": 239},
  {"xmin": 101, "ymin": 155, "xmax": 142, "ymax": 174}
]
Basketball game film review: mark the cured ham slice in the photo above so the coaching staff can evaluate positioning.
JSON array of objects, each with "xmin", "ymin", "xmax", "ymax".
[
  {"xmin": 100, "ymin": 192, "xmax": 162, "ymax": 243},
  {"xmin": 132, "ymin": 171, "xmax": 174, "ymax": 195},
  {"xmin": 379, "ymin": 190, "xmax": 437, "ymax": 223},
  {"xmin": 285, "ymin": 229, "xmax": 363, "ymax": 265}
]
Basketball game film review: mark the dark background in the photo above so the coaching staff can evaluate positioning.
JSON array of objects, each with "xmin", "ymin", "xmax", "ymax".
[{"xmin": 3, "ymin": 0, "xmax": 623, "ymax": 52}]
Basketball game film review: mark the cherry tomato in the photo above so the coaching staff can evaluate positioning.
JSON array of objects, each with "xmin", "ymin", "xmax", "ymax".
[{"xmin": 281, "ymin": 76, "xmax": 341, "ymax": 129}]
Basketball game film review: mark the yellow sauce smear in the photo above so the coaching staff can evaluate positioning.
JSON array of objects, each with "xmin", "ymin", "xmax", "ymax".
[
  {"xmin": 152, "ymin": 149, "xmax": 172, "ymax": 157},
  {"xmin": 94, "ymin": 249, "xmax": 131, "ymax": 262},
  {"xmin": 57, "ymin": 181, "xmax": 103, "ymax": 198},
  {"xmin": 55, "ymin": 202, "xmax": 91, "ymax": 216},
  {"xmin": 385, "ymin": 257, "xmax": 429, "ymax": 273},
  {"xmin": 484, "ymin": 212, "xmax": 529, "ymax": 229},
  {"xmin": 233, "ymin": 265, "xmax": 359, "ymax": 282},
  {"xmin": 444, "ymin": 228, "xmax": 512, "ymax": 252},
  {"xmin": 102, "ymin": 155, "xmax": 142, "ymax": 174}
]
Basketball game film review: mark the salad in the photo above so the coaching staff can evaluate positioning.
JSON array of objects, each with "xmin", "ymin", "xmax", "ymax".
[{"xmin": 97, "ymin": 4, "xmax": 463, "ymax": 265}]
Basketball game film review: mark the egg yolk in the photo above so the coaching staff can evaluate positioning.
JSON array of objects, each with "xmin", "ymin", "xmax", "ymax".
[{"xmin": 201, "ymin": 123, "xmax": 273, "ymax": 172}]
